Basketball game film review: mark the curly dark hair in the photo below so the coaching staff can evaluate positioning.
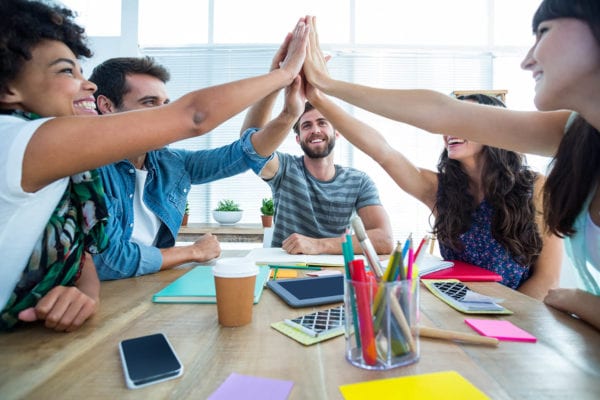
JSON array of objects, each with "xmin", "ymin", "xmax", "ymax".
[
  {"xmin": 433, "ymin": 94, "xmax": 543, "ymax": 267},
  {"xmin": 89, "ymin": 57, "xmax": 171, "ymax": 111},
  {"xmin": 533, "ymin": 0, "xmax": 600, "ymax": 237},
  {"xmin": 0, "ymin": 0, "xmax": 92, "ymax": 96}
]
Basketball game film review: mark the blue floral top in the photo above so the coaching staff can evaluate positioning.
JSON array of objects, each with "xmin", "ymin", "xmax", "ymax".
[{"xmin": 438, "ymin": 200, "xmax": 531, "ymax": 289}]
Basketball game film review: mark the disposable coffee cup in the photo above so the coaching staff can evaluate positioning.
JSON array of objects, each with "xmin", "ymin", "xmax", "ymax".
[{"xmin": 213, "ymin": 258, "xmax": 259, "ymax": 327}]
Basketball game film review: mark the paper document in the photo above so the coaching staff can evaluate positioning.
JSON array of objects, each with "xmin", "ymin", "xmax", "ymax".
[
  {"xmin": 245, "ymin": 247, "xmax": 355, "ymax": 267},
  {"xmin": 417, "ymin": 253, "xmax": 454, "ymax": 276}
]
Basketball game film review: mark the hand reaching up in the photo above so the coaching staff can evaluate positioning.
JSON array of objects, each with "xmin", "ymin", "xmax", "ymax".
[
  {"xmin": 278, "ymin": 17, "xmax": 310, "ymax": 81},
  {"xmin": 303, "ymin": 15, "xmax": 332, "ymax": 91}
]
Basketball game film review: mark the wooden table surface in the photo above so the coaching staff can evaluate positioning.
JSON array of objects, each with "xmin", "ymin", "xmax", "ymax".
[{"xmin": 2, "ymin": 260, "xmax": 599, "ymax": 399}]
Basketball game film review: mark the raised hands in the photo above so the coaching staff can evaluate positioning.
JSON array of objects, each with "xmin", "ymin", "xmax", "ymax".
[
  {"xmin": 277, "ymin": 17, "xmax": 310, "ymax": 81},
  {"xmin": 302, "ymin": 15, "xmax": 332, "ymax": 91}
]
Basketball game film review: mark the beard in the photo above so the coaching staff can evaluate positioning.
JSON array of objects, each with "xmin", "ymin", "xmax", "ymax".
[{"xmin": 300, "ymin": 138, "xmax": 336, "ymax": 159}]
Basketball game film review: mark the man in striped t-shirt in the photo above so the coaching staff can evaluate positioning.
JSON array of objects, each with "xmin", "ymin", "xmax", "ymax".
[{"xmin": 240, "ymin": 69, "xmax": 393, "ymax": 256}]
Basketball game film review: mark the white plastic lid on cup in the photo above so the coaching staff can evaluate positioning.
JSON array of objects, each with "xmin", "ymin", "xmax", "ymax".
[{"xmin": 213, "ymin": 258, "xmax": 259, "ymax": 278}]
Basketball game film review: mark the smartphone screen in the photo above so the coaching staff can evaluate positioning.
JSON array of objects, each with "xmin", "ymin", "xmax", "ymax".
[{"xmin": 119, "ymin": 333, "xmax": 183, "ymax": 389}]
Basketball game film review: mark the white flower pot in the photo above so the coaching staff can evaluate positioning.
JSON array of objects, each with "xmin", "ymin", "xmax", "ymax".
[{"xmin": 212, "ymin": 210, "xmax": 243, "ymax": 225}]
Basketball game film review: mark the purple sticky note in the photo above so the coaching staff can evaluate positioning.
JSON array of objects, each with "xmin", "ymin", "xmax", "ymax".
[
  {"xmin": 464, "ymin": 318, "xmax": 537, "ymax": 342},
  {"xmin": 208, "ymin": 373, "xmax": 294, "ymax": 400}
]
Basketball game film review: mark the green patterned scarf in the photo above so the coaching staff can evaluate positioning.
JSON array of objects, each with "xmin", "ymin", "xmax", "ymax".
[{"xmin": 0, "ymin": 111, "xmax": 108, "ymax": 330}]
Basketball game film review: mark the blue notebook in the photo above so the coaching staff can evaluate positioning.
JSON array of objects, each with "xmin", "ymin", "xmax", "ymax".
[{"xmin": 152, "ymin": 265, "xmax": 270, "ymax": 304}]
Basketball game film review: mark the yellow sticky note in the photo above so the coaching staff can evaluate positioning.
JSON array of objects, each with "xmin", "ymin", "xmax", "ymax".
[
  {"xmin": 339, "ymin": 371, "xmax": 489, "ymax": 400},
  {"xmin": 269, "ymin": 269, "xmax": 298, "ymax": 279}
]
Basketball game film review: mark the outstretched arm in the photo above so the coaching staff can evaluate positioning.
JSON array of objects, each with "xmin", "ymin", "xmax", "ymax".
[
  {"xmin": 250, "ymin": 76, "xmax": 305, "ymax": 161},
  {"xmin": 302, "ymin": 15, "xmax": 569, "ymax": 158},
  {"xmin": 21, "ymin": 19, "xmax": 309, "ymax": 193},
  {"xmin": 306, "ymin": 86, "xmax": 438, "ymax": 209},
  {"xmin": 240, "ymin": 35, "xmax": 306, "ymax": 177},
  {"xmin": 240, "ymin": 33, "xmax": 292, "ymax": 135}
]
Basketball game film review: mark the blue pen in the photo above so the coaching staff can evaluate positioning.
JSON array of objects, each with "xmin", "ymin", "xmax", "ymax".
[{"xmin": 401, "ymin": 233, "xmax": 412, "ymax": 263}]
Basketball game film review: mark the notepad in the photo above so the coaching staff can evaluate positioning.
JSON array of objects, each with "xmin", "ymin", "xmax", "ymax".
[
  {"xmin": 152, "ymin": 265, "xmax": 270, "ymax": 304},
  {"xmin": 417, "ymin": 253, "xmax": 454, "ymax": 276},
  {"xmin": 339, "ymin": 371, "xmax": 490, "ymax": 399},
  {"xmin": 464, "ymin": 319, "xmax": 537, "ymax": 342},
  {"xmin": 245, "ymin": 247, "xmax": 356, "ymax": 267}
]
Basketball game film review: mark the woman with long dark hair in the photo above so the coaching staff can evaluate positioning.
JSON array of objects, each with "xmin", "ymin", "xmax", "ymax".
[
  {"xmin": 303, "ymin": 0, "xmax": 600, "ymax": 329},
  {"xmin": 305, "ymin": 89, "xmax": 562, "ymax": 299}
]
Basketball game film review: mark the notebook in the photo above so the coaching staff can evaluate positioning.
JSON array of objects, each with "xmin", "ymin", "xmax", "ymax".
[
  {"xmin": 421, "ymin": 260, "xmax": 502, "ymax": 282},
  {"xmin": 152, "ymin": 265, "xmax": 270, "ymax": 304}
]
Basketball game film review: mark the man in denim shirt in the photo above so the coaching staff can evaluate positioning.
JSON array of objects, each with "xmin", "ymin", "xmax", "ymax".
[{"xmin": 89, "ymin": 56, "xmax": 300, "ymax": 279}]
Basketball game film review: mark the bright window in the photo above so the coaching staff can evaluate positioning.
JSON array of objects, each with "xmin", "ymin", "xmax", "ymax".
[
  {"xmin": 121, "ymin": 0, "xmax": 550, "ymax": 244},
  {"xmin": 61, "ymin": 0, "xmax": 121, "ymax": 36}
]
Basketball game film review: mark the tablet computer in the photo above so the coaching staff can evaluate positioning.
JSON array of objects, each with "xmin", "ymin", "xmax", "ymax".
[{"xmin": 267, "ymin": 275, "xmax": 344, "ymax": 308}]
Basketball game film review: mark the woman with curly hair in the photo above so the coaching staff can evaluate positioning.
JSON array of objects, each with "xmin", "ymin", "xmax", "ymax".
[
  {"xmin": 303, "ymin": 0, "xmax": 600, "ymax": 330},
  {"xmin": 0, "ymin": 0, "xmax": 308, "ymax": 331},
  {"xmin": 305, "ymin": 88, "xmax": 562, "ymax": 299}
]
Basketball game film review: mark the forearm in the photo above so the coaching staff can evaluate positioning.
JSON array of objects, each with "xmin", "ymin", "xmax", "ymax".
[
  {"xmin": 183, "ymin": 69, "xmax": 295, "ymax": 136},
  {"xmin": 546, "ymin": 289, "xmax": 600, "ymax": 331},
  {"xmin": 308, "ymin": 90, "xmax": 393, "ymax": 163},
  {"xmin": 75, "ymin": 254, "xmax": 100, "ymax": 302},
  {"xmin": 250, "ymin": 109, "xmax": 298, "ymax": 156},
  {"xmin": 159, "ymin": 246, "xmax": 207, "ymax": 270},
  {"xmin": 160, "ymin": 234, "xmax": 221, "ymax": 270},
  {"xmin": 518, "ymin": 275, "xmax": 558, "ymax": 301},
  {"xmin": 241, "ymin": 89, "xmax": 281, "ymax": 134},
  {"xmin": 318, "ymin": 81, "xmax": 567, "ymax": 157},
  {"xmin": 313, "ymin": 236, "xmax": 346, "ymax": 255}
]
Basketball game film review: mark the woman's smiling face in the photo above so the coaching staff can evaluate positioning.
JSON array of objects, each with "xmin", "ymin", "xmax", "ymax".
[
  {"xmin": 521, "ymin": 18, "xmax": 600, "ymax": 112},
  {"xmin": 5, "ymin": 39, "xmax": 97, "ymax": 117}
]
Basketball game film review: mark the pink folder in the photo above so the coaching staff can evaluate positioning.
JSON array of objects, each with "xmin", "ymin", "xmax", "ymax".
[
  {"xmin": 421, "ymin": 260, "xmax": 502, "ymax": 282},
  {"xmin": 464, "ymin": 318, "xmax": 537, "ymax": 342}
]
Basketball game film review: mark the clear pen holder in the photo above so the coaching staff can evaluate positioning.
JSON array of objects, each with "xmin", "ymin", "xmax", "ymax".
[{"xmin": 344, "ymin": 279, "xmax": 420, "ymax": 370}]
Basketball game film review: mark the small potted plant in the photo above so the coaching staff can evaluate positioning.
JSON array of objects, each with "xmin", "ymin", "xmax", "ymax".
[
  {"xmin": 212, "ymin": 199, "xmax": 243, "ymax": 225},
  {"xmin": 181, "ymin": 201, "xmax": 190, "ymax": 226},
  {"xmin": 260, "ymin": 197, "xmax": 274, "ymax": 227}
]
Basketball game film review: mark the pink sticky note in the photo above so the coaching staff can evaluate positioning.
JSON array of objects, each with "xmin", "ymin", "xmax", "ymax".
[{"xmin": 464, "ymin": 318, "xmax": 537, "ymax": 343}]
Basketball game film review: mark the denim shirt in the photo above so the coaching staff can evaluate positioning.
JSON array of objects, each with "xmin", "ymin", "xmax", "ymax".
[{"xmin": 93, "ymin": 130, "xmax": 271, "ymax": 280}]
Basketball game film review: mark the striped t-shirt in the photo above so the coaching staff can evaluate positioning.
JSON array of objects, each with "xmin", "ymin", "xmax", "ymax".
[{"xmin": 266, "ymin": 152, "xmax": 381, "ymax": 247}]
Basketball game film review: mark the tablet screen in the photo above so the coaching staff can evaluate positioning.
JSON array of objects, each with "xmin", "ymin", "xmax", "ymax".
[{"xmin": 267, "ymin": 275, "xmax": 344, "ymax": 308}]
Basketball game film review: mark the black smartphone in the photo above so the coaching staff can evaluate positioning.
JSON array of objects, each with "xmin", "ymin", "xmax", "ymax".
[{"xmin": 119, "ymin": 333, "xmax": 183, "ymax": 389}]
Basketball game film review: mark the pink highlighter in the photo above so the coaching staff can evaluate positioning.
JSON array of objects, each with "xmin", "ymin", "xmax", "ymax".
[{"xmin": 349, "ymin": 259, "xmax": 377, "ymax": 366}]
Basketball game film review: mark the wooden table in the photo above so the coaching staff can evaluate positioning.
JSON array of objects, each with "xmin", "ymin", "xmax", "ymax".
[
  {"xmin": 2, "ymin": 263, "xmax": 599, "ymax": 399},
  {"xmin": 177, "ymin": 223, "xmax": 264, "ymax": 243}
]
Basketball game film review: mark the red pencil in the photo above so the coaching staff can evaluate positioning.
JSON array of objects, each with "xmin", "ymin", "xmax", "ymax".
[
  {"xmin": 414, "ymin": 235, "xmax": 427, "ymax": 259},
  {"xmin": 349, "ymin": 259, "xmax": 377, "ymax": 366}
]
